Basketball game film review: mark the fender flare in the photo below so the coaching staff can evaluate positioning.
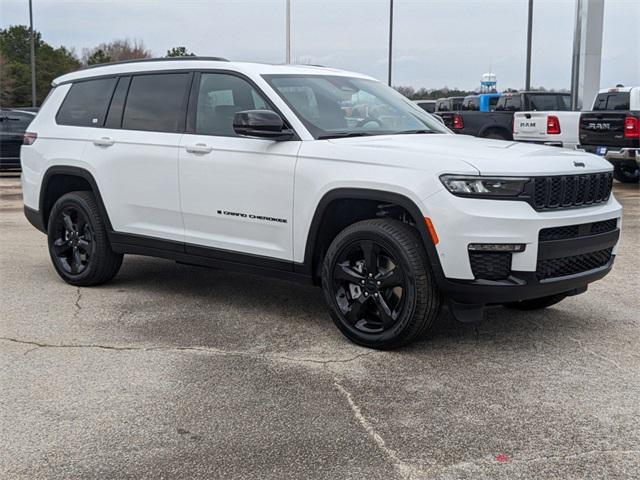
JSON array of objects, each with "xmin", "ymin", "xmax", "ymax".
[
  {"xmin": 298, "ymin": 188, "xmax": 443, "ymax": 279},
  {"xmin": 39, "ymin": 165, "xmax": 114, "ymax": 232}
]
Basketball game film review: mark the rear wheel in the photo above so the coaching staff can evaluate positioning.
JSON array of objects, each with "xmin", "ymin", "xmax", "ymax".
[
  {"xmin": 483, "ymin": 130, "xmax": 510, "ymax": 140},
  {"xmin": 504, "ymin": 293, "xmax": 567, "ymax": 311},
  {"xmin": 47, "ymin": 191, "xmax": 123, "ymax": 286},
  {"xmin": 322, "ymin": 219, "xmax": 441, "ymax": 349},
  {"xmin": 613, "ymin": 164, "xmax": 640, "ymax": 184}
]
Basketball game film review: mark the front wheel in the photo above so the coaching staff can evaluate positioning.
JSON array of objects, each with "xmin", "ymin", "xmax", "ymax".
[
  {"xmin": 47, "ymin": 191, "xmax": 123, "ymax": 286},
  {"xmin": 321, "ymin": 219, "xmax": 441, "ymax": 349},
  {"xmin": 613, "ymin": 164, "xmax": 640, "ymax": 184}
]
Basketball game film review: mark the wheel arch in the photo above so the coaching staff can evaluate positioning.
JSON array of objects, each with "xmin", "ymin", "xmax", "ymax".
[
  {"xmin": 39, "ymin": 166, "xmax": 113, "ymax": 232},
  {"xmin": 300, "ymin": 188, "xmax": 441, "ymax": 283}
]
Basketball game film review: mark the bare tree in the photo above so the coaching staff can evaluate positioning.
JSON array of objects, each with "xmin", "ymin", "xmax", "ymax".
[{"xmin": 82, "ymin": 38, "xmax": 152, "ymax": 65}]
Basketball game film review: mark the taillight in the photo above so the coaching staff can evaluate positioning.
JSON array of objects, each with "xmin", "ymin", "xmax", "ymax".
[
  {"xmin": 23, "ymin": 132, "xmax": 37, "ymax": 145},
  {"xmin": 547, "ymin": 116, "xmax": 561, "ymax": 135},
  {"xmin": 452, "ymin": 114, "xmax": 464, "ymax": 130},
  {"xmin": 624, "ymin": 116, "xmax": 640, "ymax": 139}
]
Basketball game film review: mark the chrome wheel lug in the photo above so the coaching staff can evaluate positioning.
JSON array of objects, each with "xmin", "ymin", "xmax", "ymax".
[
  {"xmin": 364, "ymin": 292, "xmax": 369, "ymax": 297},
  {"xmin": 374, "ymin": 292, "xmax": 379, "ymax": 297}
]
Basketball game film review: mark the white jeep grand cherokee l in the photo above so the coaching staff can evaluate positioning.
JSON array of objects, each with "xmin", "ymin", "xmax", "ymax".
[{"xmin": 22, "ymin": 58, "xmax": 622, "ymax": 349}]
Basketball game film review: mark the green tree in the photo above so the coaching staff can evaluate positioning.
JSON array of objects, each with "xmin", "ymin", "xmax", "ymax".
[
  {"xmin": 166, "ymin": 46, "xmax": 195, "ymax": 57},
  {"xmin": 86, "ymin": 49, "xmax": 111, "ymax": 66},
  {"xmin": 0, "ymin": 25, "xmax": 80, "ymax": 106}
]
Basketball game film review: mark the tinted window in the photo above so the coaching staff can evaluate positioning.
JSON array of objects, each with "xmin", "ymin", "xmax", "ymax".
[
  {"xmin": 489, "ymin": 96, "xmax": 500, "ymax": 109},
  {"xmin": 528, "ymin": 94, "xmax": 570, "ymax": 111},
  {"xmin": 122, "ymin": 73, "xmax": 191, "ymax": 132},
  {"xmin": 504, "ymin": 96, "xmax": 522, "ymax": 111},
  {"xmin": 451, "ymin": 98, "xmax": 464, "ymax": 111},
  {"xmin": 1, "ymin": 112, "xmax": 34, "ymax": 133},
  {"xmin": 195, "ymin": 73, "xmax": 273, "ymax": 136},
  {"xmin": 593, "ymin": 92, "xmax": 630, "ymax": 111},
  {"xmin": 56, "ymin": 78, "xmax": 117, "ymax": 127}
]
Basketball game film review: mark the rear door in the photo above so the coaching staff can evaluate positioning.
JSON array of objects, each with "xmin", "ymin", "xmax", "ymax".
[{"xmin": 86, "ymin": 72, "xmax": 192, "ymax": 242}]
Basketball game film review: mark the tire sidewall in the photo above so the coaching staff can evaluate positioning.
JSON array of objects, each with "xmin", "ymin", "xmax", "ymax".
[{"xmin": 322, "ymin": 226, "xmax": 421, "ymax": 348}]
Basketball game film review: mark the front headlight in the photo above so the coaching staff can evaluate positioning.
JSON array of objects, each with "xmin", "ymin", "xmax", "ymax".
[{"xmin": 440, "ymin": 175, "xmax": 530, "ymax": 197}]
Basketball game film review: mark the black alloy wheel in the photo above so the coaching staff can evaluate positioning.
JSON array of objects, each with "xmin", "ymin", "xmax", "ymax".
[
  {"xmin": 50, "ymin": 206, "xmax": 95, "ymax": 275},
  {"xmin": 332, "ymin": 239, "xmax": 406, "ymax": 334},
  {"xmin": 47, "ymin": 191, "xmax": 123, "ymax": 286},
  {"xmin": 322, "ymin": 219, "xmax": 441, "ymax": 349}
]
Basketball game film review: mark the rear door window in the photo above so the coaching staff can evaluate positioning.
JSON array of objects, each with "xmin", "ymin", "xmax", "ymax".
[
  {"xmin": 122, "ymin": 73, "xmax": 192, "ymax": 133},
  {"xmin": 56, "ymin": 77, "xmax": 117, "ymax": 127}
]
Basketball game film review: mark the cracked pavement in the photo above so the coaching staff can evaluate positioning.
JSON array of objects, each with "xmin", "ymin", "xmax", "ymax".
[{"xmin": 1, "ymin": 174, "xmax": 639, "ymax": 479}]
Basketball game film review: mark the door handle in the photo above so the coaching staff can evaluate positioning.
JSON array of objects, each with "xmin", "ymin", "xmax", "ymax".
[
  {"xmin": 185, "ymin": 143, "xmax": 213, "ymax": 154},
  {"xmin": 93, "ymin": 136, "xmax": 115, "ymax": 147}
]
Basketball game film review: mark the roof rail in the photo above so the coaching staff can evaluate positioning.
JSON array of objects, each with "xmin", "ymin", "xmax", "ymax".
[{"xmin": 81, "ymin": 56, "xmax": 230, "ymax": 70}]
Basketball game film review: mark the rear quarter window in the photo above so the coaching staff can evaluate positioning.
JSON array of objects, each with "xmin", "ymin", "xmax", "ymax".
[{"xmin": 56, "ymin": 78, "xmax": 117, "ymax": 127}]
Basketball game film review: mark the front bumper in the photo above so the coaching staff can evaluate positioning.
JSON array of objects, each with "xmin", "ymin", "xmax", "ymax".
[{"xmin": 423, "ymin": 189, "xmax": 622, "ymax": 305}]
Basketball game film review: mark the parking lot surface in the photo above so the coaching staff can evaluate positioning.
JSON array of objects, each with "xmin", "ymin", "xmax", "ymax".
[{"xmin": 1, "ymin": 174, "xmax": 638, "ymax": 479}]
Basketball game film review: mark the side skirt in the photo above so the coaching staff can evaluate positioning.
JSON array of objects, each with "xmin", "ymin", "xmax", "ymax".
[{"xmin": 109, "ymin": 231, "xmax": 314, "ymax": 285}]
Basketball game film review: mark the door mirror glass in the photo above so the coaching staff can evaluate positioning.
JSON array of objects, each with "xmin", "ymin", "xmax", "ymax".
[{"xmin": 233, "ymin": 110, "xmax": 294, "ymax": 141}]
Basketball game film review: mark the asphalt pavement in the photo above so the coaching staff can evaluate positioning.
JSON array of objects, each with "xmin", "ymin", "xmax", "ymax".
[{"xmin": 1, "ymin": 173, "xmax": 638, "ymax": 479}]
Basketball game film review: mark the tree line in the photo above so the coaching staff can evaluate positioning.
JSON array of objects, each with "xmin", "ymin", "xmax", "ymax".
[{"xmin": 0, "ymin": 25, "xmax": 194, "ymax": 107}]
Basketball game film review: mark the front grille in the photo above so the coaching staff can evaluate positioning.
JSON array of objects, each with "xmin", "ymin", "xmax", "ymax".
[
  {"xmin": 532, "ymin": 173, "xmax": 613, "ymax": 210},
  {"xmin": 538, "ymin": 219, "xmax": 618, "ymax": 241},
  {"xmin": 469, "ymin": 252, "xmax": 511, "ymax": 280},
  {"xmin": 536, "ymin": 247, "xmax": 613, "ymax": 280}
]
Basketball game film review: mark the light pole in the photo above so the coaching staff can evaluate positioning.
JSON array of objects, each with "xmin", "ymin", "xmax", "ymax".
[
  {"xmin": 388, "ymin": 0, "xmax": 394, "ymax": 86},
  {"xmin": 29, "ymin": 0, "xmax": 37, "ymax": 106},
  {"xmin": 285, "ymin": 0, "xmax": 291, "ymax": 64},
  {"xmin": 525, "ymin": 0, "xmax": 533, "ymax": 91}
]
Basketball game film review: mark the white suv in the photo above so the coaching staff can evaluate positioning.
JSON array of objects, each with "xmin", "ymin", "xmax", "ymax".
[{"xmin": 22, "ymin": 58, "xmax": 622, "ymax": 349}]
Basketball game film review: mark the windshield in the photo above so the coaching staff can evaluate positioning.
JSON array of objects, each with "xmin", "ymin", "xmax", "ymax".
[{"xmin": 262, "ymin": 74, "xmax": 449, "ymax": 139}]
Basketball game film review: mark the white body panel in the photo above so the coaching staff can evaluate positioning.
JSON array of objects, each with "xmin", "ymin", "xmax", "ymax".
[
  {"xmin": 513, "ymin": 111, "xmax": 581, "ymax": 149},
  {"xmin": 178, "ymin": 134, "xmax": 300, "ymax": 259}
]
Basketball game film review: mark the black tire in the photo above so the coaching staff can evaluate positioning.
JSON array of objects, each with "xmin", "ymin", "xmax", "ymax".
[
  {"xmin": 613, "ymin": 164, "xmax": 640, "ymax": 184},
  {"xmin": 47, "ymin": 191, "xmax": 123, "ymax": 286},
  {"xmin": 321, "ymin": 219, "xmax": 441, "ymax": 349},
  {"xmin": 504, "ymin": 293, "xmax": 567, "ymax": 311}
]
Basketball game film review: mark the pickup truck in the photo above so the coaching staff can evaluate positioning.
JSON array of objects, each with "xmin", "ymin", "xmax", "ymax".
[
  {"xmin": 578, "ymin": 87, "xmax": 640, "ymax": 183},
  {"xmin": 513, "ymin": 111, "xmax": 580, "ymax": 149},
  {"xmin": 435, "ymin": 97, "xmax": 464, "ymax": 112},
  {"xmin": 441, "ymin": 91, "xmax": 571, "ymax": 140}
]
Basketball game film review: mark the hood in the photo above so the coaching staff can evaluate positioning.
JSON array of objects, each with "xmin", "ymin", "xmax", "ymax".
[{"xmin": 327, "ymin": 133, "xmax": 612, "ymax": 176}]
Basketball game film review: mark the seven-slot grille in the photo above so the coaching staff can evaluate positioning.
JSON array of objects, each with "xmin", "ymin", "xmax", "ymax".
[{"xmin": 532, "ymin": 172, "xmax": 613, "ymax": 210}]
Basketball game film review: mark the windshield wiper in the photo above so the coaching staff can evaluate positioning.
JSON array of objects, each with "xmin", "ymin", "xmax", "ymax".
[
  {"xmin": 393, "ymin": 129, "xmax": 435, "ymax": 135},
  {"xmin": 317, "ymin": 132, "xmax": 376, "ymax": 140}
]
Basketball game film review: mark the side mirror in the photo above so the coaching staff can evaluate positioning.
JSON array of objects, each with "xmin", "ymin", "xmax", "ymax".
[{"xmin": 233, "ymin": 110, "xmax": 294, "ymax": 141}]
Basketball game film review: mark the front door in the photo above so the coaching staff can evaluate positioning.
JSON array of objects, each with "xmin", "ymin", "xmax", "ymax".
[{"xmin": 179, "ymin": 72, "xmax": 300, "ymax": 261}]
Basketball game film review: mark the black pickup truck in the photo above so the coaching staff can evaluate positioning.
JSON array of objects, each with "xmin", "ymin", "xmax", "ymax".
[
  {"xmin": 578, "ymin": 87, "xmax": 639, "ymax": 183},
  {"xmin": 440, "ymin": 91, "xmax": 571, "ymax": 140}
]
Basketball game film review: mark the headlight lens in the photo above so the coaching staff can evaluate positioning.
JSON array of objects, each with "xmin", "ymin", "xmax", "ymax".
[{"xmin": 440, "ymin": 175, "xmax": 530, "ymax": 197}]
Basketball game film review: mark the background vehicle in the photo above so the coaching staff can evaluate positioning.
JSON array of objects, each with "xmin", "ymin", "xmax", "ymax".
[
  {"xmin": 442, "ymin": 91, "xmax": 571, "ymax": 140},
  {"xmin": 21, "ymin": 59, "xmax": 621, "ymax": 349},
  {"xmin": 0, "ymin": 108, "xmax": 37, "ymax": 170},
  {"xmin": 461, "ymin": 93, "xmax": 501, "ymax": 112},
  {"xmin": 435, "ymin": 96, "xmax": 464, "ymax": 112},
  {"xmin": 578, "ymin": 86, "xmax": 640, "ymax": 183},
  {"xmin": 513, "ymin": 111, "xmax": 580, "ymax": 149},
  {"xmin": 414, "ymin": 100, "xmax": 436, "ymax": 113}
]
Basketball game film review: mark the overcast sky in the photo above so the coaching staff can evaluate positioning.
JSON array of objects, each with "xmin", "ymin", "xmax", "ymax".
[{"xmin": 1, "ymin": 0, "xmax": 638, "ymax": 90}]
